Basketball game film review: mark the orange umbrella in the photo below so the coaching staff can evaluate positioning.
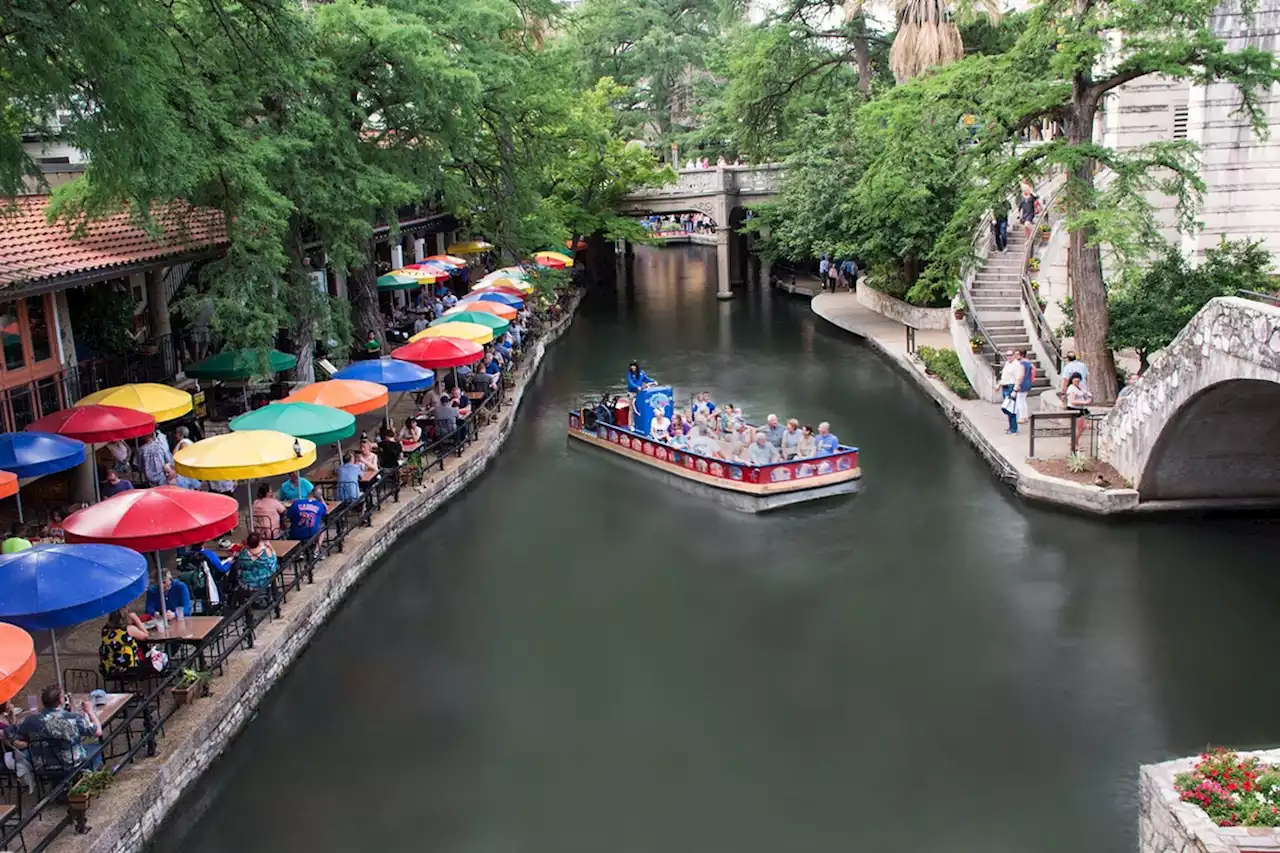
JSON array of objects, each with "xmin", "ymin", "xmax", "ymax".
[
  {"xmin": 281, "ymin": 379, "xmax": 388, "ymax": 416},
  {"xmin": 445, "ymin": 301, "xmax": 517, "ymax": 321},
  {"xmin": 0, "ymin": 471, "xmax": 16, "ymax": 500},
  {"xmin": 0, "ymin": 623, "xmax": 36, "ymax": 704}
]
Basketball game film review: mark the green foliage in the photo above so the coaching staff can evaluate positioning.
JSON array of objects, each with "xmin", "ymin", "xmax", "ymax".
[
  {"xmin": 918, "ymin": 346, "xmax": 975, "ymax": 398},
  {"xmin": 70, "ymin": 769, "xmax": 114, "ymax": 797},
  {"xmin": 1066, "ymin": 452, "xmax": 1093, "ymax": 474},
  {"xmin": 1108, "ymin": 238, "xmax": 1273, "ymax": 370},
  {"xmin": 176, "ymin": 668, "xmax": 212, "ymax": 690},
  {"xmin": 68, "ymin": 287, "xmax": 135, "ymax": 357}
]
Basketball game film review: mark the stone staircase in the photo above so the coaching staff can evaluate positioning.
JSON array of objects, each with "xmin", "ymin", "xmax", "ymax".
[{"xmin": 969, "ymin": 228, "xmax": 1051, "ymax": 392}]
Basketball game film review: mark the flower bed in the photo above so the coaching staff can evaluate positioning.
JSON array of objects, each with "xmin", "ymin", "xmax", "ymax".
[{"xmin": 1175, "ymin": 749, "xmax": 1280, "ymax": 827}]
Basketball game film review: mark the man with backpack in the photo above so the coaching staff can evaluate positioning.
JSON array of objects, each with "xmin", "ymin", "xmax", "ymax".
[{"xmin": 176, "ymin": 543, "xmax": 232, "ymax": 616}]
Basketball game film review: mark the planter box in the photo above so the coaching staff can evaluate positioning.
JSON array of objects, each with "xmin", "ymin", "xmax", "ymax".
[{"xmin": 1142, "ymin": 749, "xmax": 1280, "ymax": 853}]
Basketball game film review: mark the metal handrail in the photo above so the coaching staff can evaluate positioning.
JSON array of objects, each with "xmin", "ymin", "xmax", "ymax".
[
  {"xmin": 957, "ymin": 211, "xmax": 1004, "ymax": 369},
  {"xmin": 1018, "ymin": 178, "xmax": 1065, "ymax": 372},
  {"xmin": 1237, "ymin": 289, "xmax": 1280, "ymax": 306}
]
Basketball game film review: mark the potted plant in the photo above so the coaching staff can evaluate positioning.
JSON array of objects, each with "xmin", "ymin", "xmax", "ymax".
[
  {"xmin": 172, "ymin": 667, "xmax": 211, "ymax": 706},
  {"xmin": 969, "ymin": 334, "xmax": 984, "ymax": 353},
  {"xmin": 1037, "ymin": 295, "xmax": 1048, "ymax": 312},
  {"xmin": 1029, "ymin": 280, "xmax": 1040, "ymax": 292},
  {"xmin": 68, "ymin": 769, "xmax": 113, "ymax": 833},
  {"xmin": 1039, "ymin": 222, "xmax": 1051, "ymax": 241},
  {"xmin": 1027, "ymin": 257, "xmax": 1041, "ymax": 272},
  {"xmin": 953, "ymin": 298, "xmax": 967, "ymax": 320}
]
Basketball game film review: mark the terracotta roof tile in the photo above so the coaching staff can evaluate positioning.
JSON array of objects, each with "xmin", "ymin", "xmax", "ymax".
[{"xmin": 0, "ymin": 196, "xmax": 228, "ymax": 288}]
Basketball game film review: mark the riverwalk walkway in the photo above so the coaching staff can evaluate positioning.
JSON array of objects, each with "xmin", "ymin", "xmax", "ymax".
[
  {"xmin": 29, "ymin": 293, "xmax": 583, "ymax": 853},
  {"xmin": 811, "ymin": 292, "xmax": 1140, "ymax": 514}
]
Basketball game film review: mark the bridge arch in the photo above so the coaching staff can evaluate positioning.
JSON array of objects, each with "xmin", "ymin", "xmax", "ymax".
[{"xmin": 1100, "ymin": 296, "xmax": 1280, "ymax": 503}]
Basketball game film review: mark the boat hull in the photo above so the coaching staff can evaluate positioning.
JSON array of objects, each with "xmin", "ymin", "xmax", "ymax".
[{"xmin": 567, "ymin": 413, "xmax": 861, "ymax": 513}]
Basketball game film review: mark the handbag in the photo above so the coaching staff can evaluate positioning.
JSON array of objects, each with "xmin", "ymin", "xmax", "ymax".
[{"xmin": 1001, "ymin": 394, "xmax": 1017, "ymax": 415}]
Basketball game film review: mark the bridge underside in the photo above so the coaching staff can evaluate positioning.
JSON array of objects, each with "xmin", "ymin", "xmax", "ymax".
[{"xmin": 1140, "ymin": 379, "xmax": 1280, "ymax": 502}]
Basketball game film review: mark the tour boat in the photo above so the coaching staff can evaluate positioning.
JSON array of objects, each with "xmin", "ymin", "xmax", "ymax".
[{"xmin": 567, "ymin": 385, "xmax": 861, "ymax": 513}]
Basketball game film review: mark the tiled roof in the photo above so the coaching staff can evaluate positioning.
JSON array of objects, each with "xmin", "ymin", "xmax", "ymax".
[{"xmin": 0, "ymin": 196, "xmax": 228, "ymax": 288}]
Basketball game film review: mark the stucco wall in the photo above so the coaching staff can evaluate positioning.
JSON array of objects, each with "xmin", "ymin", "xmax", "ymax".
[
  {"xmin": 855, "ymin": 279, "xmax": 950, "ymax": 330},
  {"xmin": 950, "ymin": 312, "xmax": 1001, "ymax": 403}
]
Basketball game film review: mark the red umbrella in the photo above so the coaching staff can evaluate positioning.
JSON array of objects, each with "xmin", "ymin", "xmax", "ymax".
[
  {"xmin": 64, "ymin": 486, "xmax": 239, "ymax": 552},
  {"xmin": 467, "ymin": 285, "xmax": 525, "ymax": 299},
  {"xmin": 391, "ymin": 337, "xmax": 484, "ymax": 369},
  {"xmin": 27, "ymin": 404, "xmax": 156, "ymax": 443}
]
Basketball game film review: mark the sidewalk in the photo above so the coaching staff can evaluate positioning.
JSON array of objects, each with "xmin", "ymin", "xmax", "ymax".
[{"xmin": 811, "ymin": 293, "xmax": 1139, "ymax": 514}]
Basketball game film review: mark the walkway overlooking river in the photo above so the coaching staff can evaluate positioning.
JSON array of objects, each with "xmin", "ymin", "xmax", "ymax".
[{"xmin": 153, "ymin": 245, "xmax": 1280, "ymax": 853}]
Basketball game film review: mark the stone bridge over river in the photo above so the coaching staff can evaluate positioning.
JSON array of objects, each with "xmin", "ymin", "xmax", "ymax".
[
  {"xmin": 619, "ymin": 164, "xmax": 783, "ymax": 298},
  {"xmin": 1100, "ymin": 296, "xmax": 1280, "ymax": 506}
]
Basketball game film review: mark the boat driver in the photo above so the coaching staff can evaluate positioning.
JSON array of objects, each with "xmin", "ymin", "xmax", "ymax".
[{"xmin": 626, "ymin": 360, "xmax": 652, "ymax": 393}]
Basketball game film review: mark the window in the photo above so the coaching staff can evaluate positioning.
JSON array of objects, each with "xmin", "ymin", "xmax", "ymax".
[
  {"xmin": 26, "ymin": 297, "xmax": 52, "ymax": 363},
  {"xmin": 1173, "ymin": 105, "xmax": 1189, "ymax": 140},
  {"xmin": 0, "ymin": 294, "xmax": 58, "ymax": 377},
  {"xmin": 0, "ymin": 304, "xmax": 24, "ymax": 371}
]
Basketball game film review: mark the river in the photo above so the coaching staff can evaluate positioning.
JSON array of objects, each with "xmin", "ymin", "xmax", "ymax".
[{"xmin": 153, "ymin": 245, "xmax": 1280, "ymax": 853}]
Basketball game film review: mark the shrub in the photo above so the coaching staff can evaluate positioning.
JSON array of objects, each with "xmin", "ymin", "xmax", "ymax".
[
  {"xmin": 1066, "ymin": 452, "xmax": 1093, "ymax": 473},
  {"xmin": 918, "ymin": 346, "xmax": 975, "ymax": 399},
  {"xmin": 1175, "ymin": 749, "xmax": 1280, "ymax": 828}
]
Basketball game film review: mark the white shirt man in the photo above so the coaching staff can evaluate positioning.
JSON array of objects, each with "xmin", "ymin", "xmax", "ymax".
[
  {"xmin": 747, "ymin": 434, "xmax": 780, "ymax": 465},
  {"xmin": 998, "ymin": 351, "xmax": 1020, "ymax": 395},
  {"xmin": 649, "ymin": 414, "xmax": 671, "ymax": 441},
  {"xmin": 1060, "ymin": 352, "xmax": 1089, "ymax": 396}
]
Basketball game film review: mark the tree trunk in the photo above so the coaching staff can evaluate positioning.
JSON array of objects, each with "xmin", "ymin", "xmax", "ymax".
[
  {"xmin": 347, "ymin": 254, "xmax": 384, "ymax": 357},
  {"xmin": 1065, "ymin": 97, "xmax": 1119, "ymax": 403},
  {"xmin": 851, "ymin": 13, "xmax": 871, "ymax": 94}
]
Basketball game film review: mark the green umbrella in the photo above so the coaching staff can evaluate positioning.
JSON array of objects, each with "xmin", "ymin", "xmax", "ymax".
[
  {"xmin": 186, "ymin": 348, "xmax": 298, "ymax": 380},
  {"xmin": 377, "ymin": 273, "xmax": 422, "ymax": 291},
  {"xmin": 228, "ymin": 402, "xmax": 356, "ymax": 446},
  {"xmin": 430, "ymin": 311, "xmax": 509, "ymax": 336}
]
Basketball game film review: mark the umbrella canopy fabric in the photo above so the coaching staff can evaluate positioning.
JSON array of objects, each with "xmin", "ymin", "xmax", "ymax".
[
  {"xmin": 415, "ymin": 259, "xmax": 459, "ymax": 275},
  {"xmin": 378, "ymin": 273, "xmax": 425, "ymax": 291},
  {"xmin": 536, "ymin": 250, "xmax": 574, "ymax": 265},
  {"xmin": 461, "ymin": 291, "xmax": 523, "ymax": 308},
  {"xmin": 229, "ymin": 402, "xmax": 355, "ymax": 446},
  {"xmin": 391, "ymin": 337, "xmax": 484, "ymax": 369},
  {"xmin": 0, "ymin": 432, "xmax": 85, "ymax": 479},
  {"xmin": 444, "ymin": 301, "xmax": 517, "ymax": 321},
  {"xmin": 0, "ymin": 544, "xmax": 149, "ymax": 630},
  {"xmin": 333, "ymin": 358, "xmax": 435, "ymax": 393},
  {"xmin": 174, "ymin": 430, "xmax": 317, "ymax": 481},
  {"xmin": 484, "ymin": 267, "xmax": 528, "ymax": 281},
  {"xmin": 26, "ymin": 405, "xmax": 156, "ymax": 444},
  {"xmin": 447, "ymin": 240, "xmax": 493, "ymax": 254},
  {"xmin": 64, "ymin": 488, "xmax": 239, "ymax": 553},
  {"xmin": 409, "ymin": 322, "xmax": 494, "ymax": 345},
  {"xmin": 470, "ymin": 285, "xmax": 527, "ymax": 299},
  {"xmin": 282, "ymin": 379, "xmax": 389, "ymax": 416},
  {"xmin": 424, "ymin": 254, "xmax": 467, "ymax": 267},
  {"xmin": 0, "ymin": 623, "xmax": 36, "ymax": 703},
  {"xmin": 474, "ymin": 278, "xmax": 532, "ymax": 293},
  {"xmin": 398, "ymin": 265, "xmax": 450, "ymax": 281},
  {"xmin": 0, "ymin": 472, "xmax": 16, "ymax": 499},
  {"xmin": 566, "ymin": 238, "xmax": 588, "ymax": 251},
  {"xmin": 430, "ymin": 311, "xmax": 509, "ymax": 335},
  {"xmin": 185, "ymin": 348, "xmax": 297, "ymax": 380},
  {"xmin": 76, "ymin": 383, "xmax": 193, "ymax": 422}
]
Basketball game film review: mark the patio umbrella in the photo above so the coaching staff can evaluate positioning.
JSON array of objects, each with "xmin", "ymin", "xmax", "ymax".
[
  {"xmin": 460, "ymin": 292, "xmax": 523, "ymax": 309},
  {"xmin": 391, "ymin": 337, "xmax": 484, "ymax": 369},
  {"xmin": 398, "ymin": 265, "xmax": 450, "ymax": 281},
  {"xmin": 174, "ymin": 430, "xmax": 317, "ymax": 482},
  {"xmin": 409, "ymin": 322, "xmax": 494, "ymax": 345},
  {"xmin": 566, "ymin": 238, "xmax": 588, "ymax": 251},
  {"xmin": 533, "ymin": 250, "xmax": 573, "ymax": 268},
  {"xmin": 0, "ymin": 433, "xmax": 86, "ymax": 522},
  {"xmin": 447, "ymin": 240, "xmax": 492, "ymax": 254},
  {"xmin": 444, "ymin": 301, "xmax": 517, "ymax": 321},
  {"xmin": 378, "ymin": 272, "xmax": 427, "ymax": 291},
  {"xmin": 64, "ymin": 491, "xmax": 237, "ymax": 637},
  {"xmin": 431, "ymin": 311, "xmax": 508, "ymax": 336},
  {"xmin": 0, "ymin": 543, "xmax": 149, "ymax": 688},
  {"xmin": 0, "ymin": 623, "xmax": 36, "ymax": 704},
  {"xmin": 77, "ymin": 383, "xmax": 193, "ymax": 423},
  {"xmin": 469, "ymin": 285, "xmax": 527, "ymax": 299},
  {"xmin": 473, "ymin": 278, "xmax": 533, "ymax": 293},
  {"xmin": 282, "ymin": 379, "xmax": 389, "ymax": 416},
  {"xmin": 0, "ymin": 472, "xmax": 16, "ymax": 501},
  {"xmin": 185, "ymin": 348, "xmax": 297, "ymax": 380},
  {"xmin": 424, "ymin": 254, "xmax": 467, "ymax": 268},
  {"xmin": 26, "ymin": 405, "xmax": 156, "ymax": 501},
  {"xmin": 334, "ymin": 358, "xmax": 435, "ymax": 426},
  {"xmin": 230, "ymin": 402, "xmax": 356, "ymax": 446},
  {"xmin": 484, "ymin": 267, "xmax": 529, "ymax": 281}
]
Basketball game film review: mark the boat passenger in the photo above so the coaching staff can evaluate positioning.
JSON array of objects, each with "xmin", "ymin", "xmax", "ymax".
[
  {"xmin": 692, "ymin": 392, "xmax": 717, "ymax": 418},
  {"xmin": 780, "ymin": 419, "xmax": 801, "ymax": 459},
  {"xmin": 649, "ymin": 410, "xmax": 672, "ymax": 441},
  {"xmin": 761, "ymin": 414, "xmax": 784, "ymax": 447},
  {"xmin": 815, "ymin": 421, "xmax": 841, "ymax": 455},
  {"xmin": 669, "ymin": 430, "xmax": 688, "ymax": 450},
  {"xmin": 626, "ymin": 361, "xmax": 652, "ymax": 393},
  {"xmin": 747, "ymin": 433, "xmax": 781, "ymax": 465},
  {"xmin": 797, "ymin": 425, "xmax": 817, "ymax": 458},
  {"xmin": 670, "ymin": 413, "xmax": 690, "ymax": 438},
  {"xmin": 688, "ymin": 425, "xmax": 720, "ymax": 457}
]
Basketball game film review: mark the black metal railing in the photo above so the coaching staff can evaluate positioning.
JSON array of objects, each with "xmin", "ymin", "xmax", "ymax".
[
  {"xmin": 0, "ymin": 291, "xmax": 574, "ymax": 853},
  {"xmin": 1237, "ymin": 289, "xmax": 1280, "ymax": 307}
]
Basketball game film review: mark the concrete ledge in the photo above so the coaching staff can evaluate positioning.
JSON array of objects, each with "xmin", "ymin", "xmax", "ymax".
[
  {"xmin": 856, "ymin": 279, "xmax": 950, "ymax": 330},
  {"xmin": 811, "ymin": 293, "xmax": 1141, "ymax": 516},
  {"xmin": 69, "ymin": 292, "xmax": 584, "ymax": 853}
]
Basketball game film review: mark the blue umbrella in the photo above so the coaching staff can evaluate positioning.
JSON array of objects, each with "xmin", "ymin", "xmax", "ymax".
[
  {"xmin": 0, "ymin": 544, "xmax": 148, "ymax": 688},
  {"xmin": 333, "ymin": 358, "xmax": 435, "ymax": 392},
  {"xmin": 460, "ymin": 292, "xmax": 523, "ymax": 308},
  {"xmin": 0, "ymin": 432, "xmax": 86, "ymax": 522}
]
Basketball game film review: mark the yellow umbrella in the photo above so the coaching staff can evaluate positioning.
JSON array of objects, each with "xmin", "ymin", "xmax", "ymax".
[
  {"xmin": 447, "ymin": 240, "xmax": 493, "ymax": 254},
  {"xmin": 408, "ymin": 322, "xmax": 494, "ymax": 345},
  {"xmin": 389, "ymin": 267, "xmax": 447, "ymax": 283},
  {"xmin": 174, "ymin": 430, "xmax": 317, "ymax": 481},
  {"xmin": 474, "ymin": 278, "xmax": 533, "ymax": 293},
  {"xmin": 534, "ymin": 250, "xmax": 574, "ymax": 267},
  {"xmin": 76, "ymin": 383, "xmax": 193, "ymax": 423}
]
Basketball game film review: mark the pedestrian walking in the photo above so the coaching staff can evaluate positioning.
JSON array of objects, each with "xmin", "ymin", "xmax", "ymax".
[
  {"xmin": 992, "ymin": 207, "xmax": 1008, "ymax": 252},
  {"xmin": 818, "ymin": 255, "xmax": 830, "ymax": 292}
]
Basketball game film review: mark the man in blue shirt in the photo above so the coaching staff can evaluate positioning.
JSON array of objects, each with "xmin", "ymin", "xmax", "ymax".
[
  {"xmin": 16, "ymin": 685, "xmax": 103, "ymax": 770},
  {"xmin": 276, "ymin": 471, "xmax": 314, "ymax": 503},
  {"xmin": 101, "ymin": 469, "xmax": 134, "ymax": 497},
  {"xmin": 814, "ymin": 422, "xmax": 841, "ymax": 455},
  {"xmin": 146, "ymin": 572, "xmax": 192, "ymax": 619},
  {"xmin": 286, "ymin": 487, "xmax": 328, "ymax": 542}
]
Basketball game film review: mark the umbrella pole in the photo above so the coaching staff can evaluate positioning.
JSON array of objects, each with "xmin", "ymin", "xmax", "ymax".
[
  {"xmin": 15, "ymin": 491, "xmax": 22, "ymax": 524},
  {"xmin": 154, "ymin": 552, "xmax": 169, "ymax": 625},
  {"xmin": 51, "ymin": 629, "xmax": 64, "ymax": 693},
  {"xmin": 93, "ymin": 454, "xmax": 101, "ymax": 503}
]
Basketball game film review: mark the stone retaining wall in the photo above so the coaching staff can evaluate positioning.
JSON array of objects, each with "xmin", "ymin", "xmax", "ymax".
[
  {"xmin": 1141, "ymin": 749, "xmax": 1280, "ymax": 853},
  {"xmin": 73, "ymin": 294, "xmax": 583, "ymax": 853},
  {"xmin": 856, "ymin": 279, "xmax": 950, "ymax": 330}
]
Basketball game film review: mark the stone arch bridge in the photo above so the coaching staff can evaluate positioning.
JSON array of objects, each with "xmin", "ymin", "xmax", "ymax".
[
  {"xmin": 1100, "ymin": 296, "xmax": 1280, "ymax": 507},
  {"xmin": 619, "ymin": 164, "xmax": 783, "ymax": 298}
]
